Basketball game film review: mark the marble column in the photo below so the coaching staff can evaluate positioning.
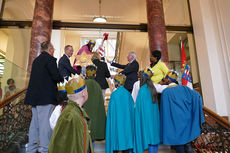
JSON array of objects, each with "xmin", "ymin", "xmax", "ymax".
[
  {"xmin": 27, "ymin": 0, "xmax": 54, "ymax": 72},
  {"xmin": 146, "ymin": 0, "xmax": 169, "ymax": 63}
]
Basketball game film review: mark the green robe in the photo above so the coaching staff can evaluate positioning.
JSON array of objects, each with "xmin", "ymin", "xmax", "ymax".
[
  {"xmin": 83, "ymin": 78, "xmax": 106, "ymax": 141},
  {"xmin": 48, "ymin": 100, "xmax": 94, "ymax": 153}
]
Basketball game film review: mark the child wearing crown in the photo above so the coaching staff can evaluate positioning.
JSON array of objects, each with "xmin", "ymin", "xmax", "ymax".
[
  {"xmin": 160, "ymin": 70, "xmax": 204, "ymax": 153},
  {"xmin": 48, "ymin": 76, "xmax": 94, "ymax": 153},
  {"xmin": 133, "ymin": 67, "xmax": 160, "ymax": 153},
  {"xmin": 106, "ymin": 74, "xmax": 134, "ymax": 153},
  {"xmin": 49, "ymin": 80, "xmax": 68, "ymax": 130},
  {"xmin": 83, "ymin": 65, "xmax": 106, "ymax": 145},
  {"xmin": 132, "ymin": 68, "xmax": 168, "ymax": 103}
]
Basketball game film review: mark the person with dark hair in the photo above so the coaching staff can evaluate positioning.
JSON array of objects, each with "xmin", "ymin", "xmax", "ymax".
[
  {"xmin": 134, "ymin": 68, "xmax": 160, "ymax": 153},
  {"xmin": 4, "ymin": 78, "xmax": 19, "ymax": 99},
  {"xmin": 106, "ymin": 74, "xmax": 134, "ymax": 153},
  {"xmin": 5, "ymin": 78, "xmax": 15, "ymax": 92},
  {"xmin": 58, "ymin": 45, "xmax": 78, "ymax": 79},
  {"xmin": 77, "ymin": 40, "xmax": 96, "ymax": 55},
  {"xmin": 91, "ymin": 52, "xmax": 110, "ymax": 98},
  {"xmin": 73, "ymin": 40, "xmax": 96, "ymax": 75},
  {"xmin": 109, "ymin": 52, "xmax": 139, "ymax": 92},
  {"xmin": 132, "ymin": 70, "xmax": 168, "ymax": 103},
  {"xmin": 49, "ymin": 81, "xmax": 68, "ymax": 130},
  {"xmin": 150, "ymin": 50, "xmax": 169, "ymax": 84},
  {"xmin": 101, "ymin": 57, "xmax": 105, "ymax": 61},
  {"xmin": 160, "ymin": 71, "xmax": 204, "ymax": 153},
  {"xmin": 83, "ymin": 65, "xmax": 106, "ymax": 146},
  {"xmin": 25, "ymin": 41, "xmax": 63, "ymax": 153},
  {"xmin": 7, "ymin": 78, "xmax": 14, "ymax": 85}
]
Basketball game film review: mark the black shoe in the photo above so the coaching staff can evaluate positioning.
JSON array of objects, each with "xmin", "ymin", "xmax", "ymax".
[{"xmin": 184, "ymin": 143, "xmax": 194, "ymax": 153}]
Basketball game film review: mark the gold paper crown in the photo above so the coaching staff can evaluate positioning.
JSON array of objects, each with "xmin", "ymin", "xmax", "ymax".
[
  {"xmin": 166, "ymin": 71, "xmax": 179, "ymax": 82},
  {"xmin": 65, "ymin": 75, "xmax": 86, "ymax": 94},
  {"xmin": 142, "ymin": 67, "xmax": 154, "ymax": 78},
  {"xmin": 114, "ymin": 74, "xmax": 126, "ymax": 86},
  {"xmin": 86, "ymin": 65, "xmax": 97, "ymax": 77},
  {"xmin": 57, "ymin": 83, "xmax": 66, "ymax": 93},
  {"xmin": 89, "ymin": 40, "xmax": 96, "ymax": 45},
  {"xmin": 86, "ymin": 69, "xmax": 96, "ymax": 77},
  {"xmin": 57, "ymin": 79, "xmax": 68, "ymax": 93}
]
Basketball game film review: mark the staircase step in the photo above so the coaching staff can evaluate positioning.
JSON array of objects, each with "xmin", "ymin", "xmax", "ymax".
[{"xmin": 94, "ymin": 142, "xmax": 176, "ymax": 153}]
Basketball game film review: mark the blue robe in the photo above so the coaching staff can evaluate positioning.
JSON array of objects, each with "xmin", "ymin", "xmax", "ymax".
[
  {"xmin": 106, "ymin": 86, "xmax": 134, "ymax": 153},
  {"xmin": 160, "ymin": 85, "xmax": 205, "ymax": 145},
  {"xmin": 134, "ymin": 84, "xmax": 160, "ymax": 153}
]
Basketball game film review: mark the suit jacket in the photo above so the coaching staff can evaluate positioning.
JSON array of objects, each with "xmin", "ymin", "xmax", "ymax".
[
  {"xmin": 92, "ymin": 59, "xmax": 110, "ymax": 89},
  {"xmin": 24, "ymin": 52, "xmax": 64, "ymax": 106},
  {"xmin": 111, "ymin": 60, "xmax": 139, "ymax": 91},
  {"xmin": 58, "ymin": 54, "xmax": 76, "ymax": 78}
]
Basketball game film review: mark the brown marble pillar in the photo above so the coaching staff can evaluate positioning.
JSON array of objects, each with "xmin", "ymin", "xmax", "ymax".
[
  {"xmin": 27, "ymin": 0, "xmax": 54, "ymax": 72},
  {"xmin": 146, "ymin": 0, "xmax": 169, "ymax": 63}
]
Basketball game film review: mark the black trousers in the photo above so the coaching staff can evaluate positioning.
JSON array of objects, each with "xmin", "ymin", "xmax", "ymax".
[
  {"xmin": 174, "ymin": 143, "xmax": 193, "ymax": 153},
  {"xmin": 114, "ymin": 149, "xmax": 131, "ymax": 153}
]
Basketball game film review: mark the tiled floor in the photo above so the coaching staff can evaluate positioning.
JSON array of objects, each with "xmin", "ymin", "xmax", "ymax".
[{"xmin": 94, "ymin": 141, "xmax": 176, "ymax": 153}]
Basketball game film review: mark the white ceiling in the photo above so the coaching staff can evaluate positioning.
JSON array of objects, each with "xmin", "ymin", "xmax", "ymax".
[
  {"xmin": 2, "ymin": 0, "xmax": 191, "ymax": 67},
  {"xmin": 3, "ymin": 0, "xmax": 191, "ymax": 26}
]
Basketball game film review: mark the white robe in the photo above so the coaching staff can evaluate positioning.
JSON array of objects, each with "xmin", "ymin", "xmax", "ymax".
[{"xmin": 131, "ymin": 80, "xmax": 170, "ymax": 103}]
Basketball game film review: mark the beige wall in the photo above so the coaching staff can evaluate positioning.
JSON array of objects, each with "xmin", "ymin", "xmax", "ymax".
[
  {"xmin": 119, "ymin": 32, "xmax": 150, "ymax": 70},
  {"xmin": 187, "ymin": 34, "xmax": 199, "ymax": 84},
  {"xmin": 63, "ymin": 31, "xmax": 81, "ymax": 65},
  {"xmin": 164, "ymin": 0, "xmax": 191, "ymax": 26},
  {"xmin": 0, "ymin": 31, "xmax": 8, "ymax": 52},
  {"xmin": 0, "ymin": 0, "xmax": 2, "ymax": 13},
  {"xmin": 167, "ymin": 43, "xmax": 180, "ymax": 62},
  {"xmin": 190, "ymin": 0, "xmax": 230, "ymax": 118}
]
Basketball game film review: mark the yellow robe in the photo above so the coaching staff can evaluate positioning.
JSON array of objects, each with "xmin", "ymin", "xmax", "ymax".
[{"xmin": 151, "ymin": 62, "xmax": 169, "ymax": 84}]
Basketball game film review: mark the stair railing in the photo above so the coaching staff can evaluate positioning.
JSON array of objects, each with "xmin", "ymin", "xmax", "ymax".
[
  {"xmin": 0, "ymin": 88, "xmax": 31, "ymax": 152},
  {"xmin": 192, "ymin": 106, "xmax": 230, "ymax": 152}
]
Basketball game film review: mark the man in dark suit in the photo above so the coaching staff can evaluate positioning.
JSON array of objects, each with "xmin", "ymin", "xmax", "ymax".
[
  {"xmin": 91, "ymin": 52, "xmax": 111, "ymax": 98},
  {"xmin": 25, "ymin": 41, "xmax": 63, "ymax": 153},
  {"xmin": 110, "ymin": 52, "xmax": 139, "ymax": 92},
  {"xmin": 58, "ymin": 45, "xmax": 77, "ymax": 79}
]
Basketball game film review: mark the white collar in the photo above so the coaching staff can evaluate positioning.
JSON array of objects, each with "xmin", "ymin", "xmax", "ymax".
[
  {"xmin": 169, "ymin": 82, "xmax": 176, "ymax": 86},
  {"xmin": 129, "ymin": 59, "xmax": 135, "ymax": 64},
  {"xmin": 65, "ymin": 54, "xmax": 70, "ymax": 58}
]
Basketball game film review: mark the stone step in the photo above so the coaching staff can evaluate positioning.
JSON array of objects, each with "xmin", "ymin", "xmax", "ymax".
[{"xmin": 94, "ymin": 142, "xmax": 176, "ymax": 153}]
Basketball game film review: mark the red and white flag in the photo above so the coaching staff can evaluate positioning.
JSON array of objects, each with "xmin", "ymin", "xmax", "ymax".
[
  {"xmin": 96, "ymin": 33, "xmax": 109, "ymax": 57},
  {"xmin": 181, "ymin": 40, "xmax": 193, "ymax": 89}
]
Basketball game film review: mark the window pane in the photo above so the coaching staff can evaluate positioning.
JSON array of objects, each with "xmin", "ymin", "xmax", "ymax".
[{"xmin": 0, "ymin": 28, "xmax": 31, "ymax": 100}]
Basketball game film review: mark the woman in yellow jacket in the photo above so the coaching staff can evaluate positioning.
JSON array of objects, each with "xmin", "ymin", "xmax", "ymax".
[{"xmin": 150, "ymin": 50, "xmax": 169, "ymax": 84}]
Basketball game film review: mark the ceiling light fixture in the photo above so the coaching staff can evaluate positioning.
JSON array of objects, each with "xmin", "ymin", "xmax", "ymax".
[
  {"xmin": 93, "ymin": 16, "xmax": 107, "ymax": 23},
  {"xmin": 93, "ymin": 0, "xmax": 107, "ymax": 23}
]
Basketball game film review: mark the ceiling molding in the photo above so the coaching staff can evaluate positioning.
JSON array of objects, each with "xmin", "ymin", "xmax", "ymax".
[{"xmin": 0, "ymin": 20, "xmax": 193, "ymax": 33}]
